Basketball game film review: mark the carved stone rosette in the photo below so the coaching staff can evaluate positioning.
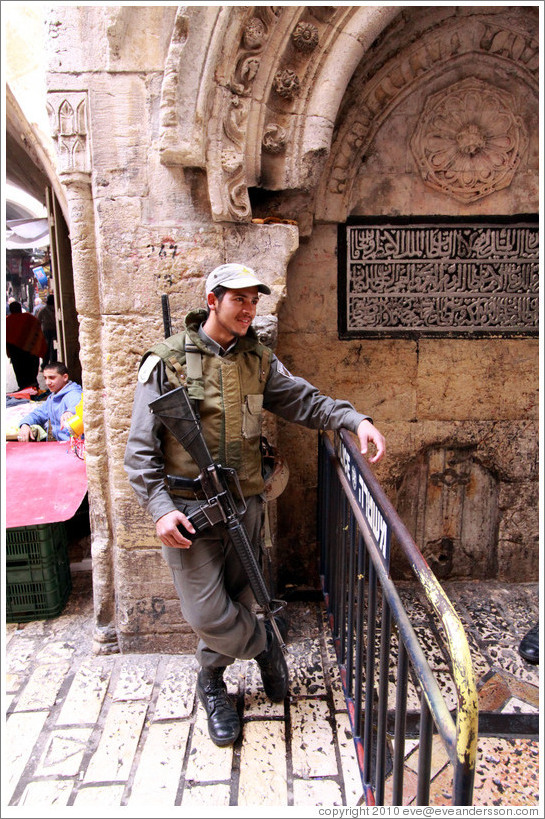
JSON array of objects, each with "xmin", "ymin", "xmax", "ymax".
[
  {"xmin": 319, "ymin": 11, "xmax": 538, "ymax": 222},
  {"xmin": 272, "ymin": 68, "xmax": 301, "ymax": 100},
  {"xmin": 291, "ymin": 22, "xmax": 319, "ymax": 52},
  {"xmin": 410, "ymin": 78, "xmax": 528, "ymax": 203}
]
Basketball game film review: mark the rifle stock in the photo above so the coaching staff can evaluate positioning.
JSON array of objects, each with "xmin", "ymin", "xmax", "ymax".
[{"xmin": 149, "ymin": 385, "xmax": 288, "ymax": 653}]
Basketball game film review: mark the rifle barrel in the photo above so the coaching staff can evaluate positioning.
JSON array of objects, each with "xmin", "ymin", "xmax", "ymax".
[{"xmin": 161, "ymin": 293, "xmax": 172, "ymax": 338}]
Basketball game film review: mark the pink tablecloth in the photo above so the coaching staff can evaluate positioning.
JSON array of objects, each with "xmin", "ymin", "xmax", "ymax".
[{"xmin": 5, "ymin": 441, "xmax": 88, "ymax": 528}]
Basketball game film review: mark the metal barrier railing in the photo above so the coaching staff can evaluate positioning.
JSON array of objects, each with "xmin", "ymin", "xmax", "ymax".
[{"xmin": 318, "ymin": 430, "xmax": 478, "ymax": 806}]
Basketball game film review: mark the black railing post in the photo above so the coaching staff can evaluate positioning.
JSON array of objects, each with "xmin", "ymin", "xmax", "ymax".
[
  {"xmin": 353, "ymin": 533, "xmax": 366, "ymax": 737},
  {"xmin": 345, "ymin": 514, "xmax": 357, "ymax": 698},
  {"xmin": 362, "ymin": 559, "xmax": 377, "ymax": 784},
  {"xmin": 375, "ymin": 600, "xmax": 392, "ymax": 804},
  {"xmin": 392, "ymin": 639, "xmax": 409, "ymax": 805},
  {"xmin": 416, "ymin": 696, "xmax": 433, "ymax": 805}
]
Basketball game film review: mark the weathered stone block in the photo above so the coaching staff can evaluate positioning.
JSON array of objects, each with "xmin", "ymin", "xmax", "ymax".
[
  {"xmin": 46, "ymin": 6, "xmax": 177, "ymax": 74},
  {"xmin": 417, "ymin": 339, "xmax": 538, "ymax": 421},
  {"xmin": 496, "ymin": 482, "xmax": 539, "ymax": 582}
]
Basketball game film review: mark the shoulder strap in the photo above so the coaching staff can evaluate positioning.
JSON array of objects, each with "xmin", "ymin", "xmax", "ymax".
[
  {"xmin": 185, "ymin": 338, "xmax": 203, "ymax": 380},
  {"xmin": 145, "ymin": 334, "xmax": 187, "ymax": 388},
  {"xmin": 184, "ymin": 337, "xmax": 205, "ymax": 402}
]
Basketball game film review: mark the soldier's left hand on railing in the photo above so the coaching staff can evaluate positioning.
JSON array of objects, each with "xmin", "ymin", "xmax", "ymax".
[{"xmin": 356, "ymin": 419, "xmax": 386, "ymax": 464}]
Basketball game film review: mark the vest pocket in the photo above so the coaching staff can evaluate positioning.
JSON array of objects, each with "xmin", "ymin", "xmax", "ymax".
[{"xmin": 242, "ymin": 393, "xmax": 263, "ymax": 441}]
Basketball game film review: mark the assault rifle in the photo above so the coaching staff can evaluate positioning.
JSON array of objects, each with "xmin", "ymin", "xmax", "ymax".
[{"xmin": 149, "ymin": 384, "xmax": 288, "ymax": 654}]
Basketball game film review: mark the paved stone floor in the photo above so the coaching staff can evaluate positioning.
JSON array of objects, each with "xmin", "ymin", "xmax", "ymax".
[
  {"xmin": 386, "ymin": 580, "xmax": 540, "ymax": 807},
  {"xmin": 3, "ymin": 570, "xmax": 540, "ymax": 813}
]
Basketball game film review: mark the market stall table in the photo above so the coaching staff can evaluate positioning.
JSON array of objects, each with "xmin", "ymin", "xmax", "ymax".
[
  {"xmin": 5, "ymin": 440, "xmax": 87, "ymax": 528},
  {"xmin": 5, "ymin": 387, "xmax": 50, "ymax": 440}
]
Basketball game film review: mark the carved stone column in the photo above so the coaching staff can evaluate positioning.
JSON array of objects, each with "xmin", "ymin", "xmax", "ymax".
[
  {"xmin": 58, "ymin": 172, "xmax": 118, "ymax": 654},
  {"xmin": 48, "ymin": 89, "xmax": 118, "ymax": 654}
]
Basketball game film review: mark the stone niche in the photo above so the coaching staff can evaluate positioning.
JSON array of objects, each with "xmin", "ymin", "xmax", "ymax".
[
  {"xmin": 393, "ymin": 446, "xmax": 499, "ymax": 580},
  {"xmin": 392, "ymin": 441, "xmax": 538, "ymax": 583}
]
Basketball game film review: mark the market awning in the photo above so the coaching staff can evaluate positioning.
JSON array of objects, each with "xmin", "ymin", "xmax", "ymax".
[{"xmin": 6, "ymin": 217, "xmax": 50, "ymax": 249}]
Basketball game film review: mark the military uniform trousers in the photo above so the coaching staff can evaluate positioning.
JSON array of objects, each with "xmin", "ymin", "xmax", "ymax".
[{"xmin": 162, "ymin": 494, "xmax": 267, "ymax": 668}]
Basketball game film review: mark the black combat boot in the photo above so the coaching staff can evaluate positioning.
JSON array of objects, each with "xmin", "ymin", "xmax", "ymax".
[
  {"xmin": 255, "ymin": 621, "xmax": 289, "ymax": 702},
  {"xmin": 519, "ymin": 622, "xmax": 539, "ymax": 664},
  {"xmin": 196, "ymin": 666, "xmax": 241, "ymax": 746}
]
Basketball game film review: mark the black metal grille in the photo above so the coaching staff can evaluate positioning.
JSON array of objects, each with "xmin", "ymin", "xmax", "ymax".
[{"xmin": 318, "ymin": 430, "xmax": 478, "ymax": 806}]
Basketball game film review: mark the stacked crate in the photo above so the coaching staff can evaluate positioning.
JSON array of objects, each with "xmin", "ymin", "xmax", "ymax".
[{"xmin": 6, "ymin": 522, "xmax": 72, "ymax": 622}]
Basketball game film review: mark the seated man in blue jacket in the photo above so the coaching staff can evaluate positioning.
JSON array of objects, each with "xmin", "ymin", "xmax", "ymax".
[{"xmin": 17, "ymin": 362, "xmax": 82, "ymax": 442}]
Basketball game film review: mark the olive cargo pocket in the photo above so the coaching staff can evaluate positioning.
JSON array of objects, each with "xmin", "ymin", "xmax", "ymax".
[{"xmin": 242, "ymin": 393, "xmax": 263, "ymax": 441}]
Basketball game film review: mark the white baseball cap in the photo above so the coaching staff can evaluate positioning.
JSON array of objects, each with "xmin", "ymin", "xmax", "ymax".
[{"xmin": 205, "ymin": 263, "xmax": 271, "ymax": 296}]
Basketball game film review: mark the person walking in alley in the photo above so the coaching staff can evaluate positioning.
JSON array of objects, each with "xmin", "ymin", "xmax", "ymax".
[
  {"xmin": 6, "ymin": 300, "xmax": 47, "ymax": 389},
  {"xmin": 37, "ymin": 293, "xmax": 58, "ymax": 369},
  {"xmin": 124, "ymin": 263, "xmax": 386, "ymax": 747},
  {"xmin": 17, "ymin": 361, "xmax": 82, "ymax": 442}
]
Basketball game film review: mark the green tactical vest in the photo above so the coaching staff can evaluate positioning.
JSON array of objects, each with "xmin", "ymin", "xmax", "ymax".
[{"xmin": 143, "ymin": 309, "xmax": 271, "ymax": 498}]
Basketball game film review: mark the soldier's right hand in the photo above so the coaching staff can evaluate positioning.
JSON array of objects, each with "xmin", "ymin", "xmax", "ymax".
[{"xmin": 156, "ymin": 509, "xmax": 196, "ymax": 549}]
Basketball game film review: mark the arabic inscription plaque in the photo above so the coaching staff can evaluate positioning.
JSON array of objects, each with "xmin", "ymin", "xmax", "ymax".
[{"xmin": 338, "ymin": 218, "xmax": 538, "ymax": 338}]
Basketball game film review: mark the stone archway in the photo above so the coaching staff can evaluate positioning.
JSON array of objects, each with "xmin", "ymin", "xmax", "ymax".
[
  {"xmin": 272, "ymin": 5, "xmax": 538, "ymax": 590},
  {"xmin": 158, "ymin": 5, "xmax": 401, "ymax": 223},
  {"xmin": 316, "ymin": 5, "xmax": 539, "ymax": 222}
]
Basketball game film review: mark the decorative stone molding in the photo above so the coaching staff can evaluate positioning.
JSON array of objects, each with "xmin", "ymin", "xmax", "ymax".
[
  {"xmin": 202, "ymin": 6, "xmax": 396, "ymax": 221},
  {"xmin": 221, "ymin": 91, "xmax": 252, "ymax": 220},
  {"xmin": 242, "ymin": 15, "xmax": 267, "ymax": 50},
  {"xmin": 46, "ymin": 92, "xmax": 91, "ymax": 174},
  {"xmin": 221, "ymin": 147, "xmax": 244, "ymax": 173},
  {"xmin": 317, "ymin": 11, "xmax": 539, "ymax": 221},
  {"xmin": 160, "ymin": 8, "xmax": 188, "ymax": 130},
  {"xmin": 231, "ymin": 55, "xmax": 262, "ymax": 96},
  {"xmin": 292, "ymin": 22, "xmax": 319, "ymax": 53},
  {"xmin": 272, "ymin": 68, "xmax": 300, "ymax": 100},
  {"xmin": 262, "ymin": 124, "xmax": 287, "ymax": 154},
  {"xmin": 410, "ymin": 79, "xmax": 528, "ymax": 203},
  {"xmin": 208, "ymin": 6, "xmax": 377, "ymax": 218},
  {"xmin": 210, "ymin": 8, "xmax": 281, "ymax": 222}
]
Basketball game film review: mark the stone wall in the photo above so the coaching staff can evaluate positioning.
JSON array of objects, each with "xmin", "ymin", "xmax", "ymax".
[
  {"xmin": 275, "ymin": 228, "xmax": 538, "ymax": 588},
  {"xmin": 275, "ymin": 6, "xmax": 539, "ymax": 590}
]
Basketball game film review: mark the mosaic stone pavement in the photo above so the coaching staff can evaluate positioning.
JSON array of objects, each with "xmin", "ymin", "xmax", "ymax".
[
  {"xmin": 377, "ymin": 580, "xmax": 540, "ymax": 807},
  {"xmin": 3, "ymin": 572, "xmax": 540, "ymax": 811}
]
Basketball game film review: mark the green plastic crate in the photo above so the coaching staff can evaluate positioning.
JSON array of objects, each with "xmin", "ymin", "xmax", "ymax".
[
  {"xmin": 6, "ymin": 523, "xmax": 72, "ymax": 622},
  {"xmin": 6, "ymin": 522, "xmax": 67, "ymax": 566}
]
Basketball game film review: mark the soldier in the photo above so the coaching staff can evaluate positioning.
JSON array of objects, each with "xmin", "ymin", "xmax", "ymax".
[{"xmin": 124, "ymin": 263, "xmax": 385, "ymax": 746}]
